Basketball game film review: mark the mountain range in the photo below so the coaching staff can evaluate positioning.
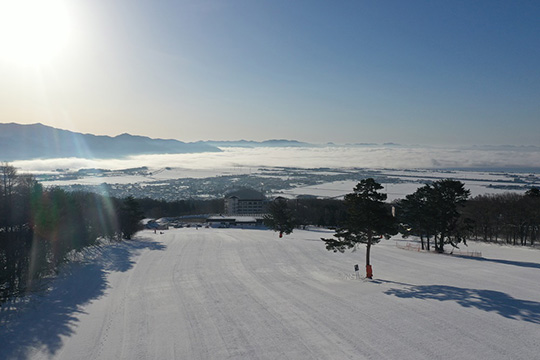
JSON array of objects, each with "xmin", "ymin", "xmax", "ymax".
[
  {"xmin": 198, "ymin": 139, "xmax": 313, "ymax": 148},
  {"xmin": 0, "ymin": 123, "xmax": 315, "ymax": 161},
  {"xmin": 0, "ymin": 123, "xmax": 221, "ymax": 161},
  {"xmin": 5, "ymin": 123, "xmax": 534, "ymax": 162}
]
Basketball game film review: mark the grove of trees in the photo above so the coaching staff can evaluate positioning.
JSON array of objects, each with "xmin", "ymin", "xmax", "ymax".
[
  {"xmin": 397, "ymin": 179, "xmax": 471, "ymax": 252},
  {"xmin": 136, "ymin": 197, "xmax": 224, "ymax": 219},
  {"xmin": 464, "ymin": 189, "xmax": 540, "ymax": 246},
  {"xmin": 320, "ymin": 177, "xmax": 539, "ymax": 279},
  {"xmin": 0, "ymin": 164, "xmax": 143, "ymax": 304},
  {"xmin": 397, "ymin": 184, "xmax": 540, "ymax": 248}
]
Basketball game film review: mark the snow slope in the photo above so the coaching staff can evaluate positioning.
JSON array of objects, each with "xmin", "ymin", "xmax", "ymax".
[{"xmin": 1, "ymin": 228, "xmax": 540, "ymax": 359}]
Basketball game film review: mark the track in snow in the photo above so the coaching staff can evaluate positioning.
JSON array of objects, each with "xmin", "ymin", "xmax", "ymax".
[{"xmin": 2, "ymin": 228, "xmax": 540, "ymax": 359}]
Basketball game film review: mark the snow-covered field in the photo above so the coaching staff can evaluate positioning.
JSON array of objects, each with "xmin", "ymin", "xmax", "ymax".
[
  {"xmin": 276, "ymin": 179, "xmax": 530, "ymax": 202},
  {"xmin": 2, "ymin": 228, "xmax": 540, "ymax": 359}
]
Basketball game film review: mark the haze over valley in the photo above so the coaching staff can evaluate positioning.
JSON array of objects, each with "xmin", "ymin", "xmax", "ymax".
[{"xmin": 1, "ymin": 122, "xmax": 538, "ymax": 202}]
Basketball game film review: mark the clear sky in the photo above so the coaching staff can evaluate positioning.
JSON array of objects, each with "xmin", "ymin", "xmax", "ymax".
[{"xmin": 1, "ymin": 0, "xmax": 539, "ymax": 146}]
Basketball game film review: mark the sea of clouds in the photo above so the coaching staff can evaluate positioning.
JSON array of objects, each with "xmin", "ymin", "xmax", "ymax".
[{"xmin": 12, "ymin": 145, "xmax": 540, "ymax": 174}]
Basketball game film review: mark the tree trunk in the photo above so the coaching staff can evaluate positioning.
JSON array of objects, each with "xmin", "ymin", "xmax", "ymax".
[
  {"xmin": 434, "ymin": 234, "xmax": 440, "ymax": 252},
  {"xmin": 438, "ymin": 233, "xmax": 446, "ymax": 253}
]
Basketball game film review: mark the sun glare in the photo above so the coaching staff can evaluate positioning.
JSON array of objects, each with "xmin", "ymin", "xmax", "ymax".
[{"xmin": 0, "ymin": 0, "xmax": 71, "ymax": 66}]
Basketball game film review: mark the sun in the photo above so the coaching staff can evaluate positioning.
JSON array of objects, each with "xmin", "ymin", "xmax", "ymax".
[{"xmin": 0, "ymin": 0, "xmax": 71, "ymax": 66}]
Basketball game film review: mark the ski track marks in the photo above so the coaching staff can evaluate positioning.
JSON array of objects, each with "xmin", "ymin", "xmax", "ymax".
[{"xmin": 2, "ymin": 228, "xmax": 540, "ymax": 359}]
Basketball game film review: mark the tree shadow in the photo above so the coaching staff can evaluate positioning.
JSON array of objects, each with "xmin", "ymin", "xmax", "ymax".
[
  {"xmin": 454, "ymin": 255, "xmax": 540, "ymax": 270},
  {"xmin": 385, "ymin": 284, "xmax": 540, "ymax": 324},
  {"xmin": 0, "ymin": 237, "xmax": 165, "ymax": 359}
]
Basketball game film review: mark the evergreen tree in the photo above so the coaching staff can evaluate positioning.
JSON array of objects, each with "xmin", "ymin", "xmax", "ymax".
[
  {"xmin": 397, "ymin": 185, "xmax": 436, "ymax": 250},
  {"xmin": 322, "ymin": 178, "xmax": 397, "ymax": 278},
  {"xmin": 525, "ymin": 187, "xmax": 540, "ymax": 198},
  {"xmin": 264, "ymin": 198, "xmax": 295, "ymax": 237},
  {"xmin": 119, "ymin": 196, "xmax": 144, "ymax": 240},
  {"xmin": 430, "ymin": 179, "xmax": 470, "ymax": 251},
  {"xmin": 399, "ymin": 179, "xmax": 470, "ymax": 252}
]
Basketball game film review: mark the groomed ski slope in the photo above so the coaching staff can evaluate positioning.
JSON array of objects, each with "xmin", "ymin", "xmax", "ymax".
[{"xmin": 2, "ymin": 228, "xmax": 540, "ymax": 359}]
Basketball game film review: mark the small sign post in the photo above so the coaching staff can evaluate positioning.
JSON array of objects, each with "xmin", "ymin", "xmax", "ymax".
[{"xmin": 354, "ymin": 264, "xmax": 359, "ymax": 279}]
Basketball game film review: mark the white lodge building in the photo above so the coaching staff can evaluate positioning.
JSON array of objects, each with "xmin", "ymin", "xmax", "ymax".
[{"xmin": 224, "ymin": 189, "xmax": 267, "ymax": 215}]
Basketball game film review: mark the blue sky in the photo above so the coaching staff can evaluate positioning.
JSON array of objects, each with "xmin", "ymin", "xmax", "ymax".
[{"xmin": 1, "ymin": 0, "xmax": 539, "ymax": 145}]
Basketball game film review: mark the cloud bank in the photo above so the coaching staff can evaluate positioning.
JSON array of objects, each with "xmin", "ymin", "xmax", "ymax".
[{"xmin": 12, "ymin": 145, "xmax": 540, "ymax": 174}]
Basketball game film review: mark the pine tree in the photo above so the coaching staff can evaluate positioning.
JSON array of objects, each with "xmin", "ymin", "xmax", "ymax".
[
  {"xmin": 119, "ymin": 196, "xmax": 144, "ymax": 240},
  {"xmin": 322, "ymin": 178, "xmax": 397, "ymax": 278},
  {"xmin": 264, "ymin": 198, "xmax": 295, "ymax": 237},
  {"xmin": 398, "ymin": 184, "xmax": 436, "ymax": 250},
  {"xmin": 399, "ymin": 179, "xmax": 470, "ymax": 252},
  {"xmin": 430, "ymin": 179, "xmax": 470, "ymax": 251}
]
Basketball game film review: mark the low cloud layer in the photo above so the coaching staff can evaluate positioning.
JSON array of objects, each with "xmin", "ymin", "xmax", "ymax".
[{"xmin": 12, "ymin": 145, "xmax": 540, "ymax": 174}]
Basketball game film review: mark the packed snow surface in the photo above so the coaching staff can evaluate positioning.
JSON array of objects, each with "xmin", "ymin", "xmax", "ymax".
[{"xmin": 2, "ymin": 228, "xmax": 540, "ymax": 359}]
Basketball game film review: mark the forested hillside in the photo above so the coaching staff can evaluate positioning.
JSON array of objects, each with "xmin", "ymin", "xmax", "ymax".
[{"xmin": 0, "ymin": 164, "xmax": 142, "ymax": 303}]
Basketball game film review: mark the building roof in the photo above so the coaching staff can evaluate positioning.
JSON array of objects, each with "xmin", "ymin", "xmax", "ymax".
[
  {"xmin": 225, "ymin": 188, "xmax": 266, "ymax": 200},
  {"xmin": 207, "ymin": 215, "xmax": 259, "ymax": 222},
  {"xmin": 207, "ymin": 216, "xmax": 237, "ymax": 222}
]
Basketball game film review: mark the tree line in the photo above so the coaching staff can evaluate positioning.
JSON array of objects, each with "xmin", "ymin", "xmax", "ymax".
[
  {"xmin": 136, "ymin": 198, "xmax": 224, "ymax": 218},
  {"xmin": 0, "ymin": 164, "xmax": 143, "ymax": 304},
  {"xmin": 463, "ymin": 188, "xmax": 540, "ymax": 246},
  {"xmin": 398, "ymin": 183, "xmax": 540, "ymax": 249},
  {"xmin": 268, "ymin": 180, "xmax": 539, "ymax": 249},
  {"xmin": 266, "ymin": 178, "xmax": 539, "ymax": 278}
]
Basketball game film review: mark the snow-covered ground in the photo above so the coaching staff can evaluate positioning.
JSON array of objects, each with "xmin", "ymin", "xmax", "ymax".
[
  {"xmin": 275, "ymin": 178, "xmax": 528, "ymax": 202},
  {"xmin": 2, "ymin": 228, "xmax": 540, "ymax": 359}
]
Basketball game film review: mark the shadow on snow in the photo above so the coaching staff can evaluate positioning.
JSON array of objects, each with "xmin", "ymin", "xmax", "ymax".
[
  {"xmin": 384, "ymin": 283, "xmax": 540, "ymax": 324},
  {"xmin": 454, "ymin": 255, "xmax": 540, "ymax": 270},
  {"xmin": 0, "ymin": 237, "xmax": 166, "ymax": 359}
]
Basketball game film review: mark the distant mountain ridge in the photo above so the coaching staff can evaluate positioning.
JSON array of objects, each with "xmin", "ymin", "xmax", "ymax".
[
  {"xmin": 4, "ymin": 123, "xmax": 535, "ymax": 162},
  {"xmin": 0, "ymin": 123, "xmax": 221, "ymax": 161},
  {"xmin": 199, "ymin": 139, "xmax": 314, "ymax": 148}
]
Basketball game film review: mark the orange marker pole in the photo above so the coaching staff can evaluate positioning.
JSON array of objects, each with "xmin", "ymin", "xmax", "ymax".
[{"xmin": 366, "ymin": 265, "xmax": 373, "ymax": 279}]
